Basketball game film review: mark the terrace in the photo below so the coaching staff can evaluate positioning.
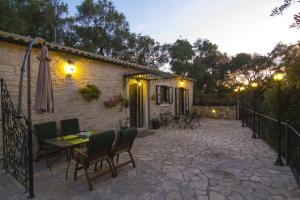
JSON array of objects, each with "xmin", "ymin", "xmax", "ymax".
[{"xmin": 1, "ymin": 119, "xmax": 300, "ymax": 200}]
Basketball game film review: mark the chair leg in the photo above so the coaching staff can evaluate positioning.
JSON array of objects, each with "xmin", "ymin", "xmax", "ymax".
[
  {"xmin": 74, "ymin": 160, "xmax": 79, "ymax": 181},
  {"xmin": 116, "ymin": 154, "xmax": 119, "ymax": 163},
  {"xmin": 128, "ymin": 151, "xmax": 136, "ymax": 168},
  {"xmin": 84, "ymin": 166, "xmax": 93, "ymax": 191},
  {"xmin": 109, "ymin": 157, "xmax": 117, "ymax": 177},
  {"xmin": 35, "ymin": 149, "xmax": 41, "ymax": 162},
  {"xmin": 94, "ymin": 162, "xmax": 98, "ymax": 172},
  {"xmin": 100, "ymin": 159, "xmax": 103, "ymax": 169},
  {"xmin": 106, "ymin": 158, "xmax": 116, "ymax": 178}
]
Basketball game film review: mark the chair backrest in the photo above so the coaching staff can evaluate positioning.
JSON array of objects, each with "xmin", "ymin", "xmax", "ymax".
[
  {"xmin": 87, "ymin": 130, "xmax": 115, "ymax": 158},
  {"xmin": 61, "ymin": 118, "xmax": 80, "ymax": 135},
  {"xmin": 34, "ymin": 121, "xmax": 57, "ymax": 143},
  {"xmin": 116, "ymin": 128, "xmax": 137, "ymax": 152}
]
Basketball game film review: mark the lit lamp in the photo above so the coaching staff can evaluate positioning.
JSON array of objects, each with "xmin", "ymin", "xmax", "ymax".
[
  {"xmin": 250, "ymin": 81, "xmax": 258, "ymax": 139},
  {"xmin": 234, "ymin": 87, "xmax": 240, "ymax": 120},
  {"xmin": 239, "ymin": 86, "xmax": 246, "ymax": 127},
  {"xmin": 64, "ymin": 60, "xmax": 76, "ymax": 77},
  {"xmin": 179, "ymin": 79, "xmax": 184, "ymax": 87},
  {"xmin": 211, "ymin": 108, "xmax": 217, "ymax": 114},
  {"xmin": 273, "ymin": 69, "xmax": 285, "ymax": 166},
  {"xmin": 137, "ymin": 79, "xmax": 142, "ymax": 86}
]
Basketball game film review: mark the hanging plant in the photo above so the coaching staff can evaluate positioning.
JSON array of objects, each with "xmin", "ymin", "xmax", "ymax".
[
  {"xmin": 151, "ymin": 95, "xmax": 156, "ymax": 101},
  {"xmin": 119, "ymin": 95, "xmax": 129, "ymax": 112},
  {"xmin": 79, "ymin": 84, "xmax": 101, "ymax": 102}
]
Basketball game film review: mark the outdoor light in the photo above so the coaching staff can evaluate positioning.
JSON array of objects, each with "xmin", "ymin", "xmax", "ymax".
[
  {"xmin": 239, "ymin": 86, "xmax": 246, "ymax": 127},
  {"xmin": 137, "ymin": 79, "xmax": 142, "ymax": 86},
  {"xmin": 250, "ymin": 81, "xmax": 258, "ymax": 139},
  {"xmin": 273, "ymin": 69, "xmax": 285, "ymax": 166},
  {"xmin": 179, "ymin": 79, "xmax": 184, "ymax": 87},
  {"xmin": 234, "ymin": 87, "xmax": 239, "ymax": 93},
  {"xmin": 273, "ymin": 69, "xmax": 285, "ymax": 82},
  {"xmin": 211, "ymin": 108, "xmax": 217, "ymax": 113},
  {"xmin": 251, "ymin": 82, "xmax": 258, "ymax": 88},
  {"xmin": 64, "ymin": 60, "xmax": 76, "ymax": 77},
  {"xmin": 240, "ymin": 86, "xmax": 245, "ymax": 92}
]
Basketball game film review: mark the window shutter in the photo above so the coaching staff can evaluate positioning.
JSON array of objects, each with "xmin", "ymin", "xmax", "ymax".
[
  {"xmin": 156, "ymin": 85, "xmax": 161, "ymax": 105},
  {"xmin": 168, "ymin": 87, "xmax": 173, "ymax": 104}
]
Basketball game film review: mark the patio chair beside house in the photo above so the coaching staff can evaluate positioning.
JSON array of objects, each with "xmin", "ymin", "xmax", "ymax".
[
  {"xmin": 34, "ymin": 121, "xmax": 60, "ymax": 167},
  {"xmin": 61, "ymin": 118, "xmax": 80, "ymax": 135},
  {"xmin": 113, "ymin": 128, "xmax": 138, "ymax": 176},
  {"xmin": 73, "ymin": 130, "xmax": 116, "ymax": 191}
]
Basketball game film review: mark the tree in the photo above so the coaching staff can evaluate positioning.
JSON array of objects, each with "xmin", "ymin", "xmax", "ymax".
[
  {"xmin": 229, "ymin": 53, "xmax": 272, "ymax": 84},
  {"xmin": 169, "ymin": 39, "xmax": 193, "ymax": 75},
  {"xmin": 119, "ymin": 34, "xmax": 169, "ymax": 68},
  {"xmin": 271, "ymin": 0, "xmax": 300, "ymax": 28},
  {"xmin": 0, "ymin": 0, "xmax": 69, "ymax": 42},
  {"xmin": 75, "ymin": 0, "xmax": 131, "ymax": 56}
]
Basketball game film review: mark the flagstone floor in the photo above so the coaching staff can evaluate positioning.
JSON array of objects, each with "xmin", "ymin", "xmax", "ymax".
[{"xmin": 1, "ymin": 119, "xmax": 300, "ymax": 200}]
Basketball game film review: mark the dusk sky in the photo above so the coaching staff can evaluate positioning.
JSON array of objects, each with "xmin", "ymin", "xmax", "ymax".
[{"xmin": 65, "ymin": 0, "xmax": 300, "ymax": 56}]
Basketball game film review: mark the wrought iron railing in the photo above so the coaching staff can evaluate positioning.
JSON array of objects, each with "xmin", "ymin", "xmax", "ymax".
[
  {"xmin": 0, "ymin": 78, "xmax": 29, "ymax": 190},
  {"xmin": 0, "ymin": 38, "xmax": 38, "ymax": 198},
  {"xmin": 240, "ymin": 107, "xmax": 300, "ymax": 186}
]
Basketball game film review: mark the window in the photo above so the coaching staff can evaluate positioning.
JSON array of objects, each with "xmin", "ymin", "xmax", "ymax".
[{"xmin": 156, "ymin": 85, "xmax": 173, "ymax": 105}]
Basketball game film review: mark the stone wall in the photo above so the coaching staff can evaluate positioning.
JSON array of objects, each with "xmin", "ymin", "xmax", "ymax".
[
  {"xmin": 149, "ymin": 79, "xmax": 194, "ymax": 119},
  {"xmin": 193, "ymin": 106, "xmax": 237, "ymax": 120}
]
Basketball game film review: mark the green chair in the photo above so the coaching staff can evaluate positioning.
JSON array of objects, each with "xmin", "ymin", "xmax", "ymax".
[
  {"xmin": 34, "ymin": 121, "xmax": 59, "ymax": 167},
  {"xmin": 61, "ymin": 118, "xmax": 80, "ymax": 135},
  {"xmin": 73, "ymin": 130, "xmax": 116, "ymax": 191},
  {"xmin": 113, "ymin": 128, "xmax": 138, "ymax": 176}
]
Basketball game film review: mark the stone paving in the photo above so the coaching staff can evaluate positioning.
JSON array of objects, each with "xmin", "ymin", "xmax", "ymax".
[{"xmin": 1, "ymin": 119, "xmax": 300, "ymax": 200}]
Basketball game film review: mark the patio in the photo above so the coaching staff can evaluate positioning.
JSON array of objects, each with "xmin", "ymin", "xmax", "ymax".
[{"xmin": 1, "ymin": 119, "xmax": 300, "ymax": 200}]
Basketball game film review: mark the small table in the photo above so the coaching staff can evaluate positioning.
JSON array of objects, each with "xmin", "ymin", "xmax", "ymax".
[{"xmin": 45, "ymin": 131, "xmax": 98, "ymax": 180}]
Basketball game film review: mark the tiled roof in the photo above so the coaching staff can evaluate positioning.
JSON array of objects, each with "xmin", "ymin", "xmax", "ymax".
[{"xmin": 0, "ymin": 31, "xmax": 195, "ymax": 82}]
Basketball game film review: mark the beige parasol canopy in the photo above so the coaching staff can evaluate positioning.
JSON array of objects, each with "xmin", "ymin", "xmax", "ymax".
[{"xmin": 34, "ymin": 45, "xmax": 54, "ymax": 112}]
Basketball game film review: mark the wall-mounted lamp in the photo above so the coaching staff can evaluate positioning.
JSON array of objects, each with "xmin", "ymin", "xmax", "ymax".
[
  {"xmin": 137, "ymin": 79, "xmax": 142, "ymax": 86},
  {"xmin": 179, "ymin": 79, "xmax": 184, "ymax": 87},
  {"xmin": 64, "ymin": 60, "xmax": 76, "ymax": 77},
  {"xmin": 211, "ymin": 108, "xmax": 217, "ymax": 114}
]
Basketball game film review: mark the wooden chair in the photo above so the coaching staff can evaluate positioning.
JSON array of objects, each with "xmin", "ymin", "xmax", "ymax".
[
  {"xmin": 61, "ymin": 118, "xmax": 80, "ymax": 136},
  {"xmin": 113, "ymin": 128, "xmax": 138, "ymax": 176},
  {"xmin": 73, "ymin": 130, "xmax": 116, "ymax": 191}
]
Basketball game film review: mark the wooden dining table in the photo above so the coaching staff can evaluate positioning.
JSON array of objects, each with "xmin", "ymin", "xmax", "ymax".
[{"xmin": 45, "ymin": 131, "xmax": 101, "ymax": 180}]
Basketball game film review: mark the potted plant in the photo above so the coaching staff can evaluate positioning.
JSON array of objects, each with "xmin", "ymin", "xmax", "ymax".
[
  {"xmin": 119, "ymin": 95, "xmax": 129, "ymax": 112},
  {"xmin": 151, "ymin": 118, "xmax": 160, "ymax": 129},
  {"xmin": 79, "ymin": 84, "xmax": 101, "ymax": 102}
]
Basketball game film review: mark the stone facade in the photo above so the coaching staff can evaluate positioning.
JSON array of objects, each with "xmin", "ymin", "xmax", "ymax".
[
  {"xmin": 149, "ymin": 79, "xmax": 194, "ymax": 119},
  {"xmin": 0, "ymin": 41, "xmax": 194, "ymax": 135},
  {"xmin": 193, "ymin": 106, "xmax": 237, "ymax": 120}
]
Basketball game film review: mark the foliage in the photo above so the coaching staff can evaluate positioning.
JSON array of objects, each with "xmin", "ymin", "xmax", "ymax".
[
  {"xmin": 169, "ymin": 39, "xmax": 194, "ymax": 75},
  {"xmin": 271, "ymin": 0, "xmax": 300, "ymax": 28},
  {"xmin": 119, "ymin": 94, "xmax": 129, "ymax": 112},
  {"xmin": 0, "ymin": 0, "xmax": 168, "ymax": 68},
  {"xmin": 0, "ymin": 0, "xmax": 69, "ymax": 42},
  {"xmin": 79, "ymin": 84, "xmax": 101, "ymax": 102}
]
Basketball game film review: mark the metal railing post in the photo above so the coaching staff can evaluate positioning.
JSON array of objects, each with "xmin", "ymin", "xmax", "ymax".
[{"xmin": 286, "ymin": 122, "xmax": 290, "ymax": 165}]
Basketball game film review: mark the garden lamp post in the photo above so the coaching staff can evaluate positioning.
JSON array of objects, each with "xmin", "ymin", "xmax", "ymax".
[
  {"xmin": 250, "ymin": 82, "xmax": 258, "ymax": 139},
  {"xmin": 273, "ymin": 69, "xmax": 285, "ymax": 166},
  {"xmin": 234, "ymin": 87, "xmax": 239, "ymax": 120},
  {"xmin": 240, "ymin": 86, "xmax": 246, "ymax": 127}
]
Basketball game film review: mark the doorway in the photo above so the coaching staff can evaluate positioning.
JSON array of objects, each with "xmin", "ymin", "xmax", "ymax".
[
  {"xmin": 175, "ymin": 88, "xmax": 189, "ymax": 115},
  {"xmin": 129, "ymin": 83, "xmax": 143, "ymax": 128}
]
